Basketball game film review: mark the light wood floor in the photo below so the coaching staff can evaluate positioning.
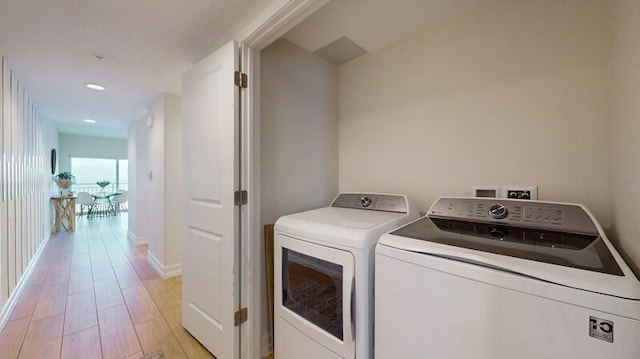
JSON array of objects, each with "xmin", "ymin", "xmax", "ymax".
[{"xmin": 0, "ymin": 214, "xmax": 215, "ymax": 359}]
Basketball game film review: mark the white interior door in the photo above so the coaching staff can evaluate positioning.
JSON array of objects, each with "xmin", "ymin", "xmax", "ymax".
[{"xmin": 182, "ymin": 40, "xmax": 240, "ymax": 359}]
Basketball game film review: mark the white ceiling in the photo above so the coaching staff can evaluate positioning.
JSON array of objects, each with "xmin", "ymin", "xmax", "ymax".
[
  {"xmin": 0, "ymin": 0, "xmax": 254, "ymax": 138},
  {"xmin": 0, "ymin": 0, "xmax": 492, "ymax": 140},
  {"xmin": 285, "ymin": 0, "xmax": 492, "ymax": 56}
]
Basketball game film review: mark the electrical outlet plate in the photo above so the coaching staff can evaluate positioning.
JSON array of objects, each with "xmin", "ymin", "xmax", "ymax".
[
  {"xmin": 501, "ymin": 185, "xmax": 538, "ymax": 200},
  {"xmin": 472, "ymin": 185, "xmax": 502, "ymax": 198}
]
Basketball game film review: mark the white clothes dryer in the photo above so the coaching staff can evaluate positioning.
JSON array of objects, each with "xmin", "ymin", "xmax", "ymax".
[
  {"xmin": 274, "ymin": 193, "xmax": 417, "ymax": 359},
  {"xmin": 375, "ymin": 197, "xmax": 640, "ymax": 359}
]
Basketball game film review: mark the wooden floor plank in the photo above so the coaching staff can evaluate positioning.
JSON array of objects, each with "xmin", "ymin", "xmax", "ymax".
[
  {"xmin": 122, "ymin": 351, "xmax": 144, "ymax": 359},
  {"xmin": 114, "ymin": 265, "xmax": 143, "ymax": 289},
  {"xmin": 64, "ymin": 291, "xmax": 98, "ymax": 335},
  {"xmin": 167, "ymin": 276, "xmax": 182, "ymax": 297},
  {"xmin": 10, "ymin": 285, "xmax": 43, "ymax": 320},
  {"xmin": 92, "ymin": 259, "xmax": 116, "ymax": 282},
  {"xmin": 25, "ymin": 265, "xmax": 48, "ymax": 287},
  {"xmin": 131, "ymin": 259, "xmax": 160, "ymax": 280},
  {"xmin": 68, "ymin": 269, "xmax": 94, "ymax": 295},
  {"xmin": 94, "ymin": 277, "xmax": 124, "ymax": 311},
  {"xmin": 32, "ymin": 283, "xmax": 68, "ymax": 321},
  {"xmin": 61, "ymin": 326, "xmax": 102, "ymax": 359},
  {"xmin": 161, "ymin": 304, "xmax": 214, "ymax": 359},
  {"xmin": 143, "ymin": 278, "xmax": 181, "ymax": 310},
  {"xmin": 44, "ymin": 263, "xmax": 70, "ymax": 286},
  {"xmin": 98, "ymin": 304, "xmax": 142, "ymax": 359},
  {"xmin": 89, "ymin": 246, "xmax": 109, "ymax": 263},
  {"xmin": 122, "ymin": 285, "xmax": 162, "ymax": 324},
  {"xmin": 70, "ymin": 254, "xmax": 91, "ymax": 272},
  {"xmin": 71, "ymin": 241, "xmax": 89, "ymax": 257},
  {"xmin": 135, "ymin": 316, "xmax": 188, "ymax": 358},
  {"xmin": 123, "ymin": 244, "xmax": 147, "ymax": 261},
  {"xmin": 18, "ymin": 313, "xmax": 64, "ymax": 359},
  {"xmin": 109, "ymin": 254, "xmax": 132, "ymax": 269},
  {"xmin": 0, "ymin": 317, "xmax": 31, "ymax": 358}
]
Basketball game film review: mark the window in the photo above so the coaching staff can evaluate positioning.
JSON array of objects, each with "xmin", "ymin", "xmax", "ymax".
[
  {"xmin": 119, "ymin": 160, "xmax": 128, "ymax": 188},
  {"xmin": 71, "ymin": 157, "xmax": 128, "ymax": 193}
]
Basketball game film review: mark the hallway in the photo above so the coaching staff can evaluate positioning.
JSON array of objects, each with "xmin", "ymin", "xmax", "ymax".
[{"xmin": 0, "ymin": 215, "xmax": 214, "ymax": 358}]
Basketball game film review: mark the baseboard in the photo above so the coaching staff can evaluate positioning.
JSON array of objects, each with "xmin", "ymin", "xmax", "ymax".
[
  {"xmin": 0, "ymin": 233, "xmax": 51, "ymax": 331},
  {"xmin": 146, "ymin": 250, "xmax": 163, "ymax": 276},
  {"xmin": 127, "ymin": 229, "xmax": 149, "ymax": 246},
  {"xmin": 162, "ymin": 263, "xmax": 182, "ymax": 278},
  {"xmin": 147, "ymin": 250, "xmax": 182, "ymax": 279}
]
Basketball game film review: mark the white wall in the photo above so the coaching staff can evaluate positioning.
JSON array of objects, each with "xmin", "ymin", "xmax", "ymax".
[
  {"xmin": 610, "ymin": 0, "xmax": 640, "ymax": 272},
  {"xmin": 146, "ymin": 94, "xmax": 183, "ymax": 274},
  {"xmin": 261, "ymin": 38, "xmax": 339, "ymax": 225},
  {"xmin": 197, "ymin": 0, "xmax": 274, "ymax": 62},
  {"xmin": 260, "ymin": 37, "xmax": 339, "ymax": 349},
  {"xmin": 127, "ymin": 117, "xmax": 149, "ymax": 245},
  {"xmin": 163, "ymin": 94, "xmax": 183, "ymax": 268},
  {"xmin": 57, "ymin": 133, "xmax": 127, "ymax": 173},
  {"xmin": 0, "ymin": 57, "xmax": 52, "ymax": 316},
  {"xmin": 148, "ymin": 97, "xmax": 166, "ymax": 266},
  {"xmin": 338, "ymin": 0, "xmax": 612, "ymax": 225}
]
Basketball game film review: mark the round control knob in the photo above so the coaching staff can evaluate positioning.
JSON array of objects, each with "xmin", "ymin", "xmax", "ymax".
[
  {"xmin": 360, "ymin": 196, "xmax": 372, "ymax": 208},
  {"xmin": 489, "ymin": 203, "xmax": 508, "ymax": 219}
]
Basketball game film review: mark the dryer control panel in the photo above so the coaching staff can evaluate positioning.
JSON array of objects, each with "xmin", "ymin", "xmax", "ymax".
[
  {"xmin": 331, "ymin": 193, "xmax": 408, "ymax": 213},
  {"xmin": 428, "ymin": 197, "xmax": 598, "ymax": 234}
]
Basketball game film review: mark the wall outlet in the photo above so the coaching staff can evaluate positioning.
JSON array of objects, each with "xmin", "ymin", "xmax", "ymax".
[{"xmin": 502, "ymin": 186, "xmax": 538, "ymax": 200}]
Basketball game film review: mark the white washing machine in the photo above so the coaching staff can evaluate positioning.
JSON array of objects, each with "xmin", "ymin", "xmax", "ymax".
[
  {"xmin": 375, "ymin": 197, "xmax": 640, "ymax": 359},
  {"xmin": 274, "ymin": 193, "xmax": 417, "ymax": 359}
]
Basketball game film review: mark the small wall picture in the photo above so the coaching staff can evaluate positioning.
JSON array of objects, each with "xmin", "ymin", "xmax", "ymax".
[{"xmin": 50, "ymin": 148, "xmax": 57, "ymax": 175}]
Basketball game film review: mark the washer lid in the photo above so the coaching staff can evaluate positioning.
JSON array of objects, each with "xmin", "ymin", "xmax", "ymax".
[
  {"xmin": 380, "ymin": 216, "xmax": 640, "ymax": 299},
  {"xmin": 391, "ymin": 216, "xmax": 622, "ymax": 275}
]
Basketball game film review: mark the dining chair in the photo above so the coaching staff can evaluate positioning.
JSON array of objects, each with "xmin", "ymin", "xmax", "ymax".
[
  {"xmin": 110, "ymin": 191, "xmax": 128, "ymax": 214},
  {"xmin": 77, "ymin": 192, "xmax": 96, "ymax": 217}
]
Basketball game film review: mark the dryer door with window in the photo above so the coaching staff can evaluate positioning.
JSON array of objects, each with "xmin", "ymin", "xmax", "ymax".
[{"xmin": 275, "ymin": 233, "xmax": 355, "ymax": 359}]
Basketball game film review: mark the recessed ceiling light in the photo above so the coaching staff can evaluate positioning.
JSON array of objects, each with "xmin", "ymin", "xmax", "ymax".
[
  {"xmin": 85, "ymin": 83, "xmax": 105, "ymax": 91},
  {"xmin": 83, "ymin": 119, "xmax": 96, "ymax": 124}
]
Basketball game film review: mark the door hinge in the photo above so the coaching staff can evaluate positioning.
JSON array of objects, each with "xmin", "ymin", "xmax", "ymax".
[
  {"xmin": 234, "ymin": 308, "xmax": 248, "ymax": 326},
  {"xmin": 234, "ymin": 190, "xmax": 248, "ymax": 206},
  {"xmin": 234, "ymin": 71, "xmax": 247, "ymax": 88}
]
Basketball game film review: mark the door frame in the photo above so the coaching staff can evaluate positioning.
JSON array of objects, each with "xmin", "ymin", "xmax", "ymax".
[{"xmin": 235, "ymin": 0, "xmax": 330, "ymax": 357}]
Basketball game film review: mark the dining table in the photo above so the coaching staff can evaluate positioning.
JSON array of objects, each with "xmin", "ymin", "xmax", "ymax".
[{"xmin": 91, "ymin": 192, "xmax": 119, "ymax": 217}]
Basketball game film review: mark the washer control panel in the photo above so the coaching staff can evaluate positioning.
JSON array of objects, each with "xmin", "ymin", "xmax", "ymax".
[
  {"xmin": 331, "ymin": 193, "xmax": 408, "ymax": 213},
  {"xmin": 428, "ymin": 197, "xmax": 598, "ymax": 234}
]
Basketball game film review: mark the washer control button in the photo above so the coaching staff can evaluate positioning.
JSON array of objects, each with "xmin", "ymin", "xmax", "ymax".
[
  {"xmin": 360, "ymin": 196, "xmax": 372, "ymax": 208},
  {"xmin": 489, "ymin": 203, "xmax": 508, "ymax": 219}
]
